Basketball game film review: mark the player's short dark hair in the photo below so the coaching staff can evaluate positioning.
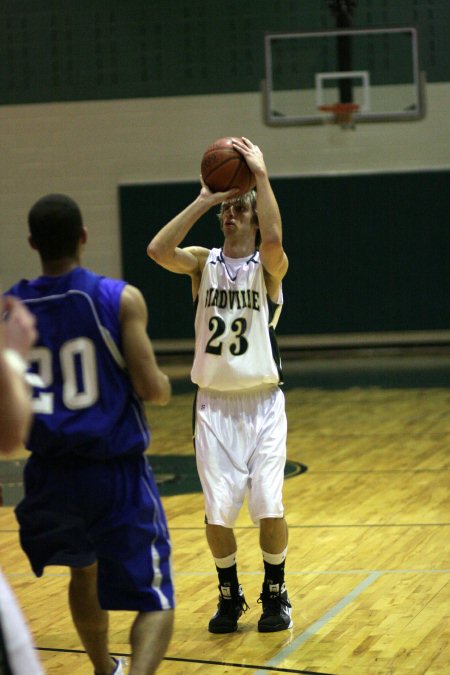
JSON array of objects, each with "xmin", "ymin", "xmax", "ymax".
[
  {"xmin": 218, "ymin": 190, "xmax": 261, "ymax": 246},
  {"xmin": 28, "ymin": 194, "xmax": 84, "ymax": 260}
]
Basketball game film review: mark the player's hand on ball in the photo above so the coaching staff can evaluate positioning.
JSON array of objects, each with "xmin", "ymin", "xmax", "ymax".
[
  {"xmin": 232, "ymin": 137, "xmax": 266, "ymax": 178},
  {"xmin": 199, "ymin": 175, "xmax": 239, "ymax": 204}
]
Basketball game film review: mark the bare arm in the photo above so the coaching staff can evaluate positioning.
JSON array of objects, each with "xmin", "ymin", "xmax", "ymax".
[
  {"xmin": 119, "ymin": 284, "xmax": 171, "ymax": 405},
  {"xmin": 0, "ymin": 296, "xmax": 37, "ymax": 453},
  {"xmin": 233, "ymin": 137, "xmax": 288, "ymax": 288},
  {"xmin": 147, "ymin": 181, "xmax": 238, "ymax": 293},
  {"xmin": 0, "ymin": 352, "xmax": 31, "ymax": 453}
]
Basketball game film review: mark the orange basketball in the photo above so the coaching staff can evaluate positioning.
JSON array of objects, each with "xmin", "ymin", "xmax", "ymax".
[{"xmin": 201, "ymin": 137, "xmax": 256, "ymax": 195}]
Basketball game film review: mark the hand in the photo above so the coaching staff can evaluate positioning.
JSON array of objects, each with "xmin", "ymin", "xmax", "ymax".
[
  {"xmin": 2, "ymin": 296, "xmax": 37, "ymax": 359},
  {"xmin": 232, "ymin": 137, "xmax": 267, "ymax": 178},
  {"xmin": 198, "ymin": 175, "xmax": 239, "ymax": 205}
]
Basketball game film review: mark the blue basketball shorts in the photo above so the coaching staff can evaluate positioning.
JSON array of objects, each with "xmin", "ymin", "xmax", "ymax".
[{"xmin": 15, "ymin": 453, "xmax": 175, "ymax": 612}]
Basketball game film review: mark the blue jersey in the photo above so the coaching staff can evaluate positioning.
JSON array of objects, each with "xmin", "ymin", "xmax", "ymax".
[{"xmin": 8, "ymin": 268, "xmax": 150, "ymax": 459}]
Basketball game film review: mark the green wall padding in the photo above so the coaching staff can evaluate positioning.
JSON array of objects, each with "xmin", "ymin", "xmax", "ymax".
[
  {"xmin": 0, "ymin": 0, "xmax": 448, "ymax": 105},
  {"xmin": 119, "ymin": 170, "xmax": 450, "ymax": 340}
]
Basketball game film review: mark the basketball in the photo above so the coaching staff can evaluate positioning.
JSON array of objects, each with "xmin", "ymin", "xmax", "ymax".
[{"xmin": 201, "ymin": 137, "xmax": 256, "ymax": 195}]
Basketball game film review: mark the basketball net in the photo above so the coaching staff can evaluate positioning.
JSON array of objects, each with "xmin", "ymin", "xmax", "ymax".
[{"xmin": 318, "ymin": 103, "xmax": 359, "ymax": 130}]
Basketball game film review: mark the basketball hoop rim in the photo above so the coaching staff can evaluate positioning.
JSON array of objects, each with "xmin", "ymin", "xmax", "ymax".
[
  {"xmin": 318, "ymin": 102, "xmax": 360, "ymax": 128},
  {"xmin": 318, "ymin": 103, "xmax": 360, "ymax": 114}
]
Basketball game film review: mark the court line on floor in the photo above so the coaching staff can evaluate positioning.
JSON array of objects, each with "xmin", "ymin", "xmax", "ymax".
[
  {"xmin": 253, "ymin": 572, "xmax": 381, "ymax": 675},
  {"xmin": 36, "ymin": 647, "xmax": 336, "ymax": 674},
  {"xmin": 247, "ymin": 522, "xmax": 450, "ymax": 529},
  {"xmin": 6, "ymin": 568, "xmax": 450, "ymax": 579},
  {"xmin": 311, "ymin": 468, "xmax": 449, "ymax": 473},
  {"xmin": 164, "ymin": 655, "xmax": 336, "ymax": 674},
  {"xmin": 145, "ymin": 522, "xmax": 450, "ymax": 530},
  {"xmin": 175, "ymin": 568, "xmax": 450, "ymax": 577},
  {"xmin": 2, "ymin": 521, "xmax": 450, "ymax": 535}
]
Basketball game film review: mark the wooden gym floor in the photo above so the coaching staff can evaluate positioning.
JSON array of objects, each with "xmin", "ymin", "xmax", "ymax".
[{"xmin": 0, "ymin": 349, "xmax": 449, "ymax": 674}]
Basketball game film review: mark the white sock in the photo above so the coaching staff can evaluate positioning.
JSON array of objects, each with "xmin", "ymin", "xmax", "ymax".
[
  {"xmin": 261, "ymin": 546, "xmax": 288, "ymax": 566},
  {"xmin": 213, "ymin": 552, "xmax": 237, "ymax": 569}
]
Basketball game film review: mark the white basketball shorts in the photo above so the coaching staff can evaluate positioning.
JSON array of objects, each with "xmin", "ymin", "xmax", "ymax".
[
  {"xmin": 194, "ymin": 386, "xmax": 287, "ymax": 527},
  {"xmin": 0, "ymin": 569, "xmax": 44, "ymax": 674}
]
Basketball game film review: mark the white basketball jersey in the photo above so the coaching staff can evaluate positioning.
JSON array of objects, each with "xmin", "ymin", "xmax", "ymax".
[{"xmin": 191, "ymin": 248, "xmax": 283, "ymax": 391}]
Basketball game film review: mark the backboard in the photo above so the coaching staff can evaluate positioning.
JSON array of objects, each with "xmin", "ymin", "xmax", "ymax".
[{"xmin": 263, "ymin": 27, "xmax": 424, "ymax": 126}]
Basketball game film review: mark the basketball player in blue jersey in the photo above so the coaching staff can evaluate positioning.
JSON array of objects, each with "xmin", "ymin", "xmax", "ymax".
[
  {"xmin": 147, "ymin": 137, "xmax": 292, "ymax": 634},
  {"xmin": 7, "ymin": 194, "xmax": 174, "ymax": 675}
]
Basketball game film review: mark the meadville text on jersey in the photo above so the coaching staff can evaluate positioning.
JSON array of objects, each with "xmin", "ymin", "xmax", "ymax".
[{"xmin": 191, "ymin": 249, "xmax": 284, "ymax": 392}]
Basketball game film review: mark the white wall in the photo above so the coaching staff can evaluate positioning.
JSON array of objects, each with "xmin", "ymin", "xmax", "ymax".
[{"xmin": 0, "ymin": 83, "xmax": 449, "ymax": 290}]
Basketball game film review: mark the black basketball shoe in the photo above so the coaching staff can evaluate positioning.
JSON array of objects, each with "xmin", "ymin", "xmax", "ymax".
[
  {"xmin": 257, "ymin": 581, "xmax": 293, "ymax": 632},
  {"xmin": 208, "ymin": 583, "xmax": 249, "ymax": 633}
]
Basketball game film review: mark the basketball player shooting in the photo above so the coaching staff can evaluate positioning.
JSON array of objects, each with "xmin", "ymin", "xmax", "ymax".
[{"xmin": 147, "ymin": 136, "xmax": 292, "ymax": 634}]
